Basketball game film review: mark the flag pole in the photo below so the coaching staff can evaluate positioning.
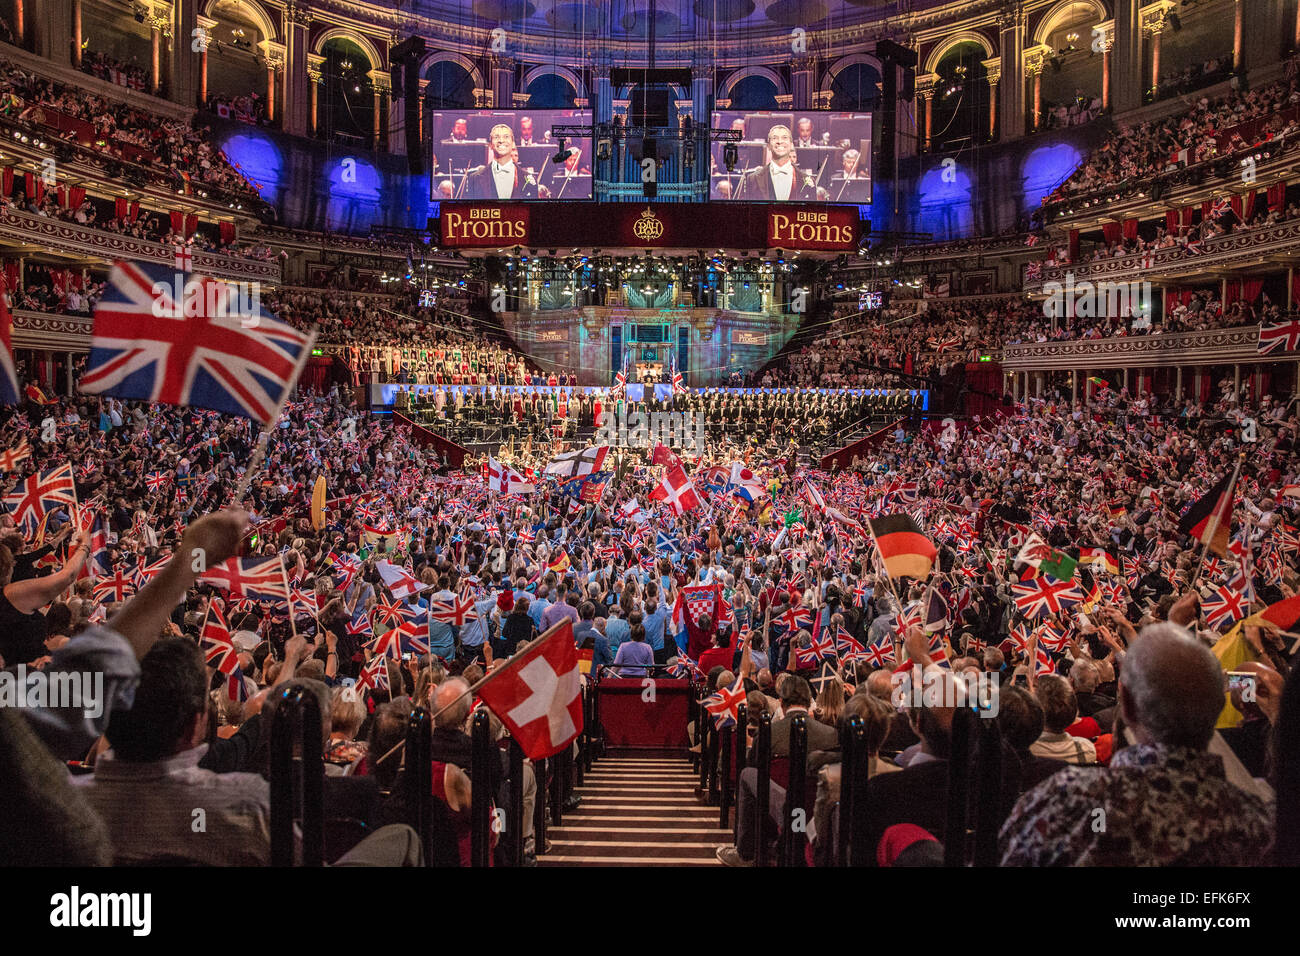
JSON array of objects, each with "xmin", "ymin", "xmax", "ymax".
[
  {"xmin": 1190, "ymin": 453, "xmax": 1245, "ymax": 590},
  {"xmin": 231, "ymin": 327, "xmax": 318, "ymax": 507}
]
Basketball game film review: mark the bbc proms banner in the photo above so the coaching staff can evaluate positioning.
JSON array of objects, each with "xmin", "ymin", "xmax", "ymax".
[{"xmin": 436, "ymin": 202, "xmax": 864, "ymax": 250}]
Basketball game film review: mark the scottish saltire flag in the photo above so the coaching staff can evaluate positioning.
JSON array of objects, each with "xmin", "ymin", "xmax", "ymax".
[
  {"xmin": 0, "ymin": 282, "xmax": 21, "ymax": 404},
  {"xmin": 81, "ymin": 261, "xmax": 316, "ymax": 424}
]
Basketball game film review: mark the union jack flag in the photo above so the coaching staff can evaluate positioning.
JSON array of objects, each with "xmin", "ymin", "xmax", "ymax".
[
  {"xmin": 81, "ymin": 261, "xmax": 316, "ymax": 425},
  {"xmin": 1202, "ymin": 582, "xmax": 1248, "ymax": 630},
  {"xmin": 3, "ymin": 464, "xmax": 76, "ymax": 533},
  {"xmin": 430, "ymin": 595, "xmax": 479, "ymax": 627},
  {"xmin": 862, "ymin": 633, "xmax": 895, "ymax": 668},
  {"xmin": 778, "ymin": 604, "xmax": 815, "ymax": 633},
  {"xmin": 1011, "ymin": 573, "xmax": 1083, "ymax": 618},
  {"xmin": 703, "ymin": 678, "xmax": 746, "ymax": 729},
  {"xmin": 370, "ymin": 617, "xmax": 429, "ymax": 659},
  {"xmin": 1257, "ymin": 319, "xmax": 1300, "ymax": 355},
  {"xmin": 0, "ymin": 438, "xmax": 31, "ymax": 472},
  {"xmin": 92, "ymin": 569, "xmax": 136, "ymax": 602},
  {"xmin": 373, "ymin": 595, "xmax": 407, "ymax": 630},
  {"xmin": 145, "ymin": 470, "xmax": 170, "ymax": 492},
  {"xmin": 133, "ymin": 553, "xmax": 172, "ymax": 587},
  {"xmin": 792, "ymin": 630, "xmax": 838, "ymax": 669},
  {"xmin": 197, "ymin": 556, "xmax": 289, "ymax": 603},
  {"xmin": 1034, "ymin": 642, "xmax": 1057, "ymax": 675},
  {"xmin": 346, "ymin": 601, "xmax": 374, "ymax": 638},
  {"xmin": 669, "ymin": 654, "xmax": 702, "ymax": 680},
  {"xmin": 356, "ymin": 654, "xmax": 390, "ymax": 693}
]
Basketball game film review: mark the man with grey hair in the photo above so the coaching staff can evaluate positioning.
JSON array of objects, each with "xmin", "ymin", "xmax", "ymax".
[
  {"xmin": 1001, "ymin": 623, "xmax": 1273, "ymax": 865},
  {"xmin": 1069, "ymin": 657, "xmax": 1116, "ymax": 720}
]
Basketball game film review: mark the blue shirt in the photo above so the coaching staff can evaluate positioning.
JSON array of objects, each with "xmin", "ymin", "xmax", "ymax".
[
  {"xmin": 426, "ymin": 590, "xmax": 455, "ymax": 659},
  {"xmin": 643, "ymin": 602, "xmax": 669, "ymax": 652},
  {"xmin": 605, "ymin": 616, "xmax": 630, "ymax": 651},
  {"xmin": 528, "ymin": 597, "xmax": 550, "ymax": 631},
  {"xmin": 459, "ymin": 597, "xmax": 497, "ymax": 647}
]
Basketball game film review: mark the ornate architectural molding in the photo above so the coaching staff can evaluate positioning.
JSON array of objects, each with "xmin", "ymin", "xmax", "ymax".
[
  {"xmin": 915, "ymin": 72, "xmax": 940, "ymax": 97},
  {"xmin": 257, "ymin": 40, "xmax": 288, "ymax": 71},
  {"xmin": 1140, "ymin": 0, "xmax": 1177, "ymax": 37},
  {"xmin": 1033, "ymin": 219, "xmax": 1300, "ymax": 289},
  {"xmin": 307, "ymin": 53, "xmax": 325, "ymax": 83},
  {"xmin": 1093, "ymin": 18, "xmax": 1115, "ymax": 53},
  {"xmin": 10, "ymin": 309, "xmax": 93, "ymax": 350},
  {"xmin": 1022, "ymin": 44, "xmax": 1051, "ymax": 78},
  {"xmin": 285, "ymin": 1, "xmax": 313, "ymax": 27},
  {"xmin": 367, "ymin": 68, "xmax": 392, "ymax": 93},
  {"xmin": 981, "ymin": 56, "xmax": 1001, "ymax": 85},
  {"xmin": 1001, "ymin": 326, "xmax": 1262, "ymax": 371},
  {"xmin": 0, "ymin": 207, "xmax": 283, "ymax": 284}
]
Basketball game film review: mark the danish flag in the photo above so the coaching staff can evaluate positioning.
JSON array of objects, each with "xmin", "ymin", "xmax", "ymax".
[
  {"xmin": 475, "ymin": 618, "xmax": 583, "ymax": 759},
  {"xmin": 649, "ymin": 463, "xmax": 700, "ymax": 516}
]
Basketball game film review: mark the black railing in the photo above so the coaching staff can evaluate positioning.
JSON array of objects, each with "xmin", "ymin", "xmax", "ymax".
[
  {"xmin": 781, "ymin": 714, "xmax": 809, "ymax": 867},
  {"xmin": 404, "ymin": 707, "xmax": 434, "ymax": 866},
  {"xmin": 269, "ymin": 685, "xmax": 324, "ymax": 867},
  {"xmin": 753, "ymin": 712, "xmax": 772, "ymax": 868},
  {"xmin": 470, "ymin": 710, "xmax": 492, "ymax": 868}
]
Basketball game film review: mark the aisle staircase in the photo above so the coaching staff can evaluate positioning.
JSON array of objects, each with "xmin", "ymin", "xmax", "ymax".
[{"xmin": 538, "ymin": 755, "xmax": 725, "ymax": 866}]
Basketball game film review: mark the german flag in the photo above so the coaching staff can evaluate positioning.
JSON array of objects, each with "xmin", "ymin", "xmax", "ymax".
[
  {"xmin": 868, "ymin": 514, "xmax": 937, "ymax": 580},
  {"xmin": 1177, "ymin": 469, "xmax": 1237, "ymax": 557}
]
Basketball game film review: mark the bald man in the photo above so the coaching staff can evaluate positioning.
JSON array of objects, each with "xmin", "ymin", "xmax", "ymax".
[{"xmin": 1001, "ymin": 622, "xmax": 1273, "ymax": 866}]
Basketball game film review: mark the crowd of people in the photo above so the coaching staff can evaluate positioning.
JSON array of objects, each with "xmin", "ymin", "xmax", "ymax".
[
  {"xmin": 0, "ymin": 57, "xmax": 264, "ymax": 204},
  {"xmin": 0, "ymin": 339, "xmax": 1295, "ymax": 867},
  {"xmin": 1045, "ymin": 71, "xmax": 1300, "ymax": 205}
]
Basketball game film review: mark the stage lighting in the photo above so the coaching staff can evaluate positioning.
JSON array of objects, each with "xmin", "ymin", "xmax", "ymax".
[
  {"xmin": 552, "ymin": 138, "xmax": 574, "ymax": 164},
  {"xmin": 724, "ymin": 143, "xmax": 737, "ymax": 171}
]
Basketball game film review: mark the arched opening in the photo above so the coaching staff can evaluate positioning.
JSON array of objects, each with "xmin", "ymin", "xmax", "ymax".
[
  {"xmin": 829, "ymin": 63, "xmax": 881, "ymax": 111},
  {"xmin": 202, "ymin": 0, "xmax": 272, "ymax": 122},
  {"xmin": 1038, "ymin": 1, "xmax": 1106, "ymax": 126},
  {"xmin": 729, "ymin": 74, "xmax": 779, "ymax": 110},
  {"xmin": 526, "ymin": 73, "xmax": 577, "ymax": 109},
  {"xmin": 318, "ymin": 37, "xmax": 377, "ymax": 148},
  {"xmin": 929, "ymin": 42, "xmax": 989, "ymax": 152},
  {"xmin": 425, "ymin": 60, "xmax": 475, "ymax": 109}
]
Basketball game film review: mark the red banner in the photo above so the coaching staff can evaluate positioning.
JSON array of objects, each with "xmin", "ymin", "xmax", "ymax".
[
  {"xmin": 766, "ymin": 207, "xmax": 859, "ymax": 250},
  {"xmin": 440, "ymin": 204, "xmax": 530, "ymax": 247}
]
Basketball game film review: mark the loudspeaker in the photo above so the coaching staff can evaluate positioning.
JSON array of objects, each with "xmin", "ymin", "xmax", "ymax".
[{"xmin": 391, "ymin": 37, "xmax": 426, "ymax": 175}]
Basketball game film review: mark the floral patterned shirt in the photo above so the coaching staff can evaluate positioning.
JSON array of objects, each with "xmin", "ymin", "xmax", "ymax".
[{"xmin": 1000, "ymin": 743, "xmax": 1273, "ymax": 866}]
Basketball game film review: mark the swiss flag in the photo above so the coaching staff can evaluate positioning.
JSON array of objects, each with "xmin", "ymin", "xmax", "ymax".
[
  {"xmin": 476, "ymin": 618, "xmax": 584, "ymax": 759},
  {"xmin": 649, "ymin": 463, "xmax": 700, "ymax": 516}
]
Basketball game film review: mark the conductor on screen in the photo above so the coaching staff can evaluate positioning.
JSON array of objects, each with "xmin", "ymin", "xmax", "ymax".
[
  {"xmin": 460, "ymin": 124, "xmax": 541, "ymax": 200},
  {"xmin": 735, "ymin": 125, "xmax": 822, "ymax": 201}
]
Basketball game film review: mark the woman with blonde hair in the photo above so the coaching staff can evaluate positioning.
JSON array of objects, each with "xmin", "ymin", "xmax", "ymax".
[{"xmin": 813, "ymin": 674, "xmax": 847, "ymax": 729}]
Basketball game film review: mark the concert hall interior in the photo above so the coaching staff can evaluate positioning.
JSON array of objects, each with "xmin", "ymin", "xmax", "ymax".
[{"xmin": 1, "ymin": 0, "xmax": 1299, "ymax": 891}]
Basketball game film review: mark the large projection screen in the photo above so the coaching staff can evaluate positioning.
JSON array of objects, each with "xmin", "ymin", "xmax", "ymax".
[
  {"xmin": 709, "ymin": 111, "xmax": 872, "ymax": 203},
  {"xmin": 431, "ymin": 109, "xmax": 593, "ymax": 201}
]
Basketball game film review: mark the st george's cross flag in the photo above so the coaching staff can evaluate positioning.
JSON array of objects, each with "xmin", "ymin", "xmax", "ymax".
[
  {"xmin": 376, "ymin": 559, "xmax": 421, "ymax": 600},
  {"xmin": 80, "ymin": 261, "xmax": 315, "ymax": 425},
  {"xmin": 475, "ymin": 617, "xmax": 583, "ymax": 759},
  {"xmin": 544, "ymin": 445, "xmax": 609, "ymax": 480}
]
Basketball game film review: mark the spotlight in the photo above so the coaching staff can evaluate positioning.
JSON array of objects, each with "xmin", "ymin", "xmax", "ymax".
[
  {"xmin": 552, "ymin": 138, "xmax": 574, "ymax": 164},
  {"xmin": 596, "ymin": 138, "xmax": 612, "ymax": 162},
  {"xmin": 724, "ymin": 143, "xmax": 737, "ymax": 172}
]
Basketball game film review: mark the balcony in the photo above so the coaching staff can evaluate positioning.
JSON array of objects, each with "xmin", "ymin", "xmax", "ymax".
[
  {"xmin": 1027, "ymin": 217, "xmax": 1300, "ymax": 291},
  {"xmin": 1001, "ymin": 324, "xmax": 1264, "ymax": 371},
  {"xmin": 0, "ymin": 206, "xmax": 282, "ymax": 284}
]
